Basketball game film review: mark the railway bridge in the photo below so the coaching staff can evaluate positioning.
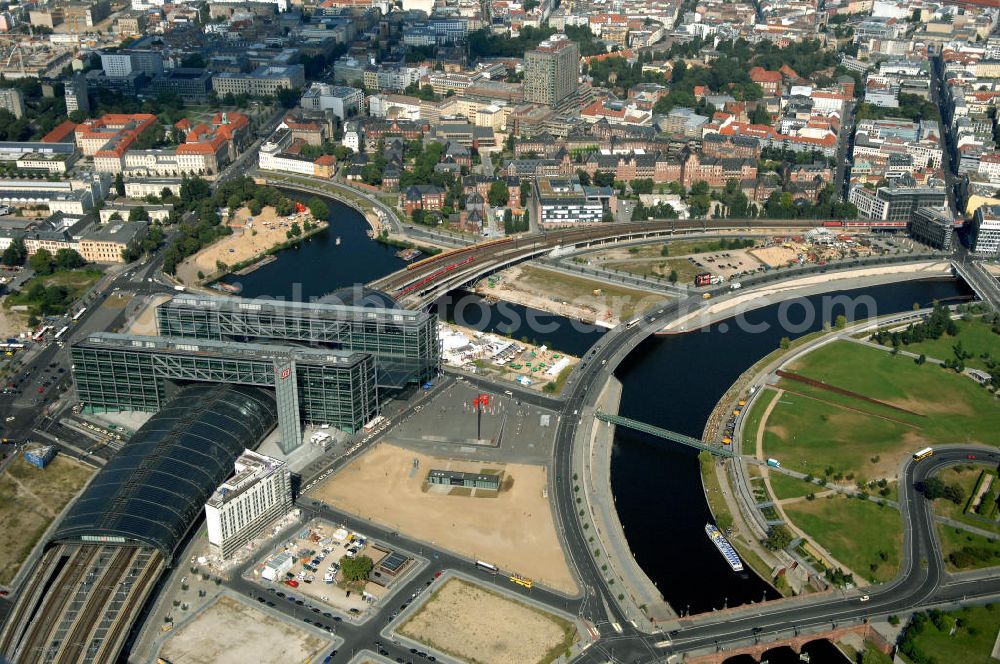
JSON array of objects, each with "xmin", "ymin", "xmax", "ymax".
[
  {"xmin": 682, "ymin": 622, "xmax": 890, "ymax": 663},
  {"xmin": 369, "ymin": 218, "xmax": 854, "ymax": 309}
]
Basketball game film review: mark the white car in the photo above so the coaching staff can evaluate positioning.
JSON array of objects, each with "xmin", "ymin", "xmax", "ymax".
[{"xmin": 859, "ymin": 595, "xmax": 870, "ymax": 602}]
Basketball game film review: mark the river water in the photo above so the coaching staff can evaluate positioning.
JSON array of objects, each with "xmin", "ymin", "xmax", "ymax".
[{"xmin": 240, "ymin": 192, "xmax": 971, "ymax": 659}]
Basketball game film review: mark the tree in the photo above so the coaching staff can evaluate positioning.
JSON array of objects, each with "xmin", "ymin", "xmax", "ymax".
[
  {"xmin": 276, "ymin": 87, "xmax": 300, "ymax": 108},
  {"xmin": 779, "ymin": 337, "xmax": 791, "ymax": 350},
  {"xmin": 114, "ymin": 172, "xmax": 125, "ymax": 196},
  {"xmin": 576, "ymin": 169, "xmax": 591, "ymax": 186},
  {"xmin": 488, "ymin": 179, "xmax": 509, "ymax": 207},
  {"xmin": 54, "ymin": 249, "xmax": 85, "ymax": 270},
  {"xmin": 1, "ymin": 238, "xmax": 26, "ymax": 266},
  {"xmin": 764, "ymin": 525, "xmax": 793, "ymax": 550},
  {"xmin": 834, "ymin": 314, "xmax": 847, "ymax": 329},
  {"xmin": 307, "ymin": 197, "xmax": 329, "ymax": 221},
  {"xmin": 920, "ymin": 477, "xmax": 947, "ymax": 500},
  {"xmin": 668, "ymin": 269, "xmax": 678, "ymax": 283},
  {"xmin": 340, "ymin": 555, "xmax": 373, "ymax": 582},
  {"xmin": 29, "ymin": 248, "xmax": 54, "ymax": 275},
  {"xmin": 129, "ymin": 206, "xmax": 150, "ymax": 222}
]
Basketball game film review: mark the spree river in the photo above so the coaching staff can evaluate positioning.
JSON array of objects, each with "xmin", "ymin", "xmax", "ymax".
[{"xmin": 243, "ymin": 192, "xmax": 971, "ymax": 660}]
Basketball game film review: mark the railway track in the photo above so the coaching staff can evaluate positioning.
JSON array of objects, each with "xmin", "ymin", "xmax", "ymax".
[
  {"xmin": 52, "ymin": 547, "xmax": 134, "ymax": 664},
  {"xmin": 374, "ymin": 218, "xmax": 835, "ymax": 300},
  {"xmin": 9, "ymin": 544, "xmax": 100, "ymax": 664}
]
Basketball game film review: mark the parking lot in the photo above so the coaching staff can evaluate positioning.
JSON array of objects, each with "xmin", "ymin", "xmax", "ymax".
[{"xmin": 248, "ymin": 519, "xmax": 417, "ymax": 620}]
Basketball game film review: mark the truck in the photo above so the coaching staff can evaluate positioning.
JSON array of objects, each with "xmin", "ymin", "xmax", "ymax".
[
  {"xmin": 766, "ymin": 458, "xmax": 781, "ymax": 468},
  {"xmin": 730, "ymin": 282, "xmax": 742, "ymax": 290},
  {"xmin": 695, "ymin": 273, "xmax": 713, "ymax": 287}
]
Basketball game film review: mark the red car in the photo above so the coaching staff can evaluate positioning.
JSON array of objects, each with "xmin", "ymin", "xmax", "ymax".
[
  {"xmin": 968, "ymin": 455, "xmax": 977, "ymax": 459},
  {"xmin": 286, "ymin": 579, "xmax": 299, "ymax": 588},
  {"xmin": 36, "ymin": 387, "xmax": 44, "ymax": 393}
]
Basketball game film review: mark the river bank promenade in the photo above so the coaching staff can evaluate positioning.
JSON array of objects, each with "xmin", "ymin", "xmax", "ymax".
[{"xmin": 575, "ymin": 375, "xmax": 680, "ymax": 631}]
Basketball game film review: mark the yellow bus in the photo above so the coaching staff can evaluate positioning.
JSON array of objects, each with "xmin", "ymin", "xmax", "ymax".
[
  {"xmin": 510, "ymin": 574, "xmax": 533, "ymax": 589},
  {"xmin": 912, "ymin": 447, "xmax": 934, "ymax": 461}
]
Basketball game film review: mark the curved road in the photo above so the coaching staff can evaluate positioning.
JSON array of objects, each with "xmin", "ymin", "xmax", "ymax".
[{"xmin": 551, "ymin": 297, "xmax": 1000, "ymax": 661}]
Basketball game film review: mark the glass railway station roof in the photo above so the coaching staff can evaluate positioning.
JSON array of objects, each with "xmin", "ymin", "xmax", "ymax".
[{"xmin": 51, "ymin": 384, "xmax": 278, "ymax": 556}]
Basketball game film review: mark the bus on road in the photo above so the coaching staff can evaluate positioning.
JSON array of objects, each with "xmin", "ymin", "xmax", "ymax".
[
  {"xmin": 509, "ymin": 574, "xmax": 533, "ymax": 589},
  {"xmin": 912, "ymin": 447, "xmax": 934, "ymax": 461},
  {"xmin": 476, "ymin": 560, "xmax": 498, "ymax": 574}
]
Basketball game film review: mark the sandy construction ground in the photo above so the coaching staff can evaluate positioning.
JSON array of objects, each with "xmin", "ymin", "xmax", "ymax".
[
  {"xmin": 484, "ymin": 265, "xmax": 660, "ymax": 325},
  {"xmin": 399, "ymin": 578, "xmax": 575, "ymax": 664},
  {"xmin": 126, "ymin": 294, "xmax": 172, "ymax": 336},
  {"xmin": 312, "ymin": 443, "xmax": 578, "ymax": 594},
  {"xmin": 0, "ymin": 305, "xmax": 27, "ymax": 339},
  {"xmin": 159, "ymin": 595, "xmax": 329, "ymax": 664},
  {"xmin": 175, "ymin": 206, "xmax": 324, "ymax": 284},
  {"xmin": 749, "ymin": 245, "xmax": 798, "ymax": 268}
]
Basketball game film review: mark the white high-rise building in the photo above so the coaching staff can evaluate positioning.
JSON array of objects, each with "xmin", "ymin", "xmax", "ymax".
[
  {"xmin": 972, "ymin": 205, "xmax": 1000, "ymax": 255},
  {"xmin": 205, "ymin": 450, "xmax": 292, "ymax": 559}
]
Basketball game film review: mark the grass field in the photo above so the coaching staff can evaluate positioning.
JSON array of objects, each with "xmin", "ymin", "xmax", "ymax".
[
  {"xmin": 783, "ymin": 494, "xmax": 902, "ymax": 583},
  {"xmin": 761, "ymin": 391, "xmax": 916, "ymax": 482},
  {"xmin": 886, "ymin": 317, "xmax": 1000, "ymax": 371},
  {"xmin": 936, "ymin": 524, "xmax": 1000, "ymax": 572},
  {"xmin": 901, "ymin": 604, "xmax": 1000, "ymax": 664},
  {"xmin": 740, "ymin": 388, "xmax": 778, "ymax": 454},
  {"xmin": 769, "ymin": 473, "xmax": 818, "ymax": 501},
  {"xmin": 0, "ymin": 455, "xmax": 94, "ymax": 585},
  {"xmin": 763, "ymin": 341, "xmax": 1000, "ymax": 481}
]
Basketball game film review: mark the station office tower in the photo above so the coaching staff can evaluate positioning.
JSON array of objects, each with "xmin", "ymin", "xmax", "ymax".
[{"xmin": 524, "ymin": 34, "xmax": 580, "ymax": 107}]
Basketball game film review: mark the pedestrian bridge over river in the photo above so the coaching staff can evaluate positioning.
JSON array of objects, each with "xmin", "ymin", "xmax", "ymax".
[{"xmin": 594, "ymin": 411, "xmax": 734, "ymax": 458}]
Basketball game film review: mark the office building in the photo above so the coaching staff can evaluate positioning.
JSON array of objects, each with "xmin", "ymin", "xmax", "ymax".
[
  {"xmin": 70, "ymin": 332, "xmax": 379, "ymax": 453},
  {"xmin": 78, "ymin": 220, "xmax": 148, "ymax": 263},
  {"xmin": 299, "ymin": 83, "xmax": 364, "ymax": 120},
  {"xmin": 64, "ymin": 75, "xmax": 89, "ymax": 115},
  {"xmin": 849, "ymin": 182, "xmax": 947, "ymax": 224},
  {"xmin": 971, "ymin": 205, "xmax": 1000, "ymax": 254},
  {"xmin": 524, "ymin": 34, "xmax": 580, "ymax": 107},
  {"xmin": 155, "ymin": 293, "xmax": 440, "ymax": 387},
  {"xmin": 205, "ymin": 450, "xmax": 292, "ymax": 558},
  {"xmin": 0, "ymin": 89, "xmax": 24, "ymax": 119},
  {"xmin": 100, "ymin": 50, "xmax": 163, "ymax": 78},
  {"xmin": 532, "ymin": 177, "xmax": 607, "ymax": 226},
  {"xmin": 146, "ymin": 68, "xmax": 213, "ymax": 103},
  {"xmin": 212, "ymin": 65, "xmax": 305, "ymax": 97},
  {"xmin": 910, "ymin": 207, "xmax": 955, "ymax": 250}
]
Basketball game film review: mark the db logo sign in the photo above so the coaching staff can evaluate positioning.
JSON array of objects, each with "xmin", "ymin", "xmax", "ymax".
[{"xmin": 278, "ymin": 368, "xmax": 291, "ymax": 380}]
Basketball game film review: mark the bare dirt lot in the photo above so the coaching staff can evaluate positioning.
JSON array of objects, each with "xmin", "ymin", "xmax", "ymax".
[
  {"xmin": 484, "ymin": 264, "xmax": 661, "ymax": 325},
  {"xmin": 0, "ymin": 455, "xmax": 94, "ymax": 585},
  {"xmin": 158, "ymin": 595, "xmax": 330, "ymax": 664},
  {"xmin": 398, "ymin": 578, "xmax": 576, "ymax": 664},
  {"xmin": 749, "ymin": 245, "xmax": 798, "ymax": 268},
  {"xmin": 175, "ymin": 205, "xmax": 324, "ymax": 284},
  {"xmin": 312, "ymin": 443, "xmax": 578, "ymax": 594},
  {"xmin": 127, "ymin": 294, "xmax": 171, "ymax": 336}
]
